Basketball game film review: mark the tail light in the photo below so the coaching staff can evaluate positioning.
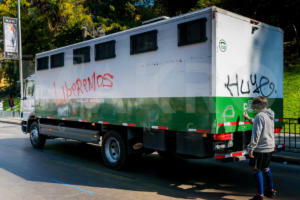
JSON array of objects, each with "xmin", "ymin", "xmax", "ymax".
[
  {"xmin": 250, "ymin": 19, "xmax": 259, "ymax": 25},
  {"xmin": 274, "ymin": 127, "xmax": 283, "ymax": 133},
  {"xmin": 213, "ymin": 133, "xmax": 233, "ymax": 141}
]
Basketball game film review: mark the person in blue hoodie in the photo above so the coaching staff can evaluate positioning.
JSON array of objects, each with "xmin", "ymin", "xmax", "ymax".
[{"xmin": 243, "ymin": 96, "xmax": 276, "ymax": 200}]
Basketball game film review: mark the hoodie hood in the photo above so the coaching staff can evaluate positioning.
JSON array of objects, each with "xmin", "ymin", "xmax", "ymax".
[{"xmin": 261, "ymin": 109, "xmax": 275, "ymax": 120}]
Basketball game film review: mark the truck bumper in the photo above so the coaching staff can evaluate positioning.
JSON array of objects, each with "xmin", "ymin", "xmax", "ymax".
[
  {"xmin": 21, "ymin": 121, "xmax": 27, "ymax": 134},
  {"xmin": 215, "ymin": 150, "xmax": 248, "ymax": 160},
  {"xmin": 215, "ymin": 144, "xmax": 286, "ymax": 160},
  {"xmin": 176, "ymin": 132, "xmax": 214, "ymax": 158}
]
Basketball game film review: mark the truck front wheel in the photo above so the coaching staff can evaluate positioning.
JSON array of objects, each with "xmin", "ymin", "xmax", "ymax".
[
  {"xmin": 29, "ymin": 122, "xmax": 46, "ymax": 149},
  {"xmin": 101, "ymin": 131, "xmax": 127, "ymax": 170}
]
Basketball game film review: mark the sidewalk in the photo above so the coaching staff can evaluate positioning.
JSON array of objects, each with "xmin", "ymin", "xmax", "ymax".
[
  {"xmin": 0, "ymin": 118, "xmax": 299, "ymax": 165},
  {"xmin": 272, "ymin": 151, "xmax": 300, "ymax": 165},
  {"xmin": 0, "ymin": 118, "xmax": 21, "ymax": 125}
]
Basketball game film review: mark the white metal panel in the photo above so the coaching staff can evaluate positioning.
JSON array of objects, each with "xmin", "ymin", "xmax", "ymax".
[
  {"xmin": 35, "ymin": 12, "xmax": 212, "ymax": 100},
  {"xmin": 215, "ymin": 12, "xmax": 283, "ymax": 98},
  {"xmin": 36, "ymin": 7, "xmax": 212, "ymax": 57}
]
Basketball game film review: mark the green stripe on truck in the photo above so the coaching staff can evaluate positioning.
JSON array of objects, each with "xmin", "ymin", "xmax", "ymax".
[{"xmin": 35, "ymin": 97, "xmax": 282, "ymax": 133}]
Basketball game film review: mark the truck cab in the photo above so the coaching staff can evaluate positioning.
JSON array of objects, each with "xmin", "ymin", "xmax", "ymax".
[{"xmin": 21, "ymin": 75, "xmax": 35, "ymax": 133}]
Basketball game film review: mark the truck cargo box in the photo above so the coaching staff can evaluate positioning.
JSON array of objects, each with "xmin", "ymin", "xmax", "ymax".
[{"xmin": 33, "ymin": 7, "xmax": 283, "ymax": 136}]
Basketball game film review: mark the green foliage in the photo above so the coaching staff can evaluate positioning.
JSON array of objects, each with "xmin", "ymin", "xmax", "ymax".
[
  {"xmin": 0, "ymin": 60, "xmax": 19, "ymax": 98},
  {"xmin": 1, "ymin": 97, "xmax": 20, "ymax": 111},
  {"xmin": 284, "ymin": 63, "xmax": 300, "ymax": 118},
  {"xmin": 191, "ymin": 0, "xmax": 222, "ymax": 11},
  {"xmin": 0, "ymin": 0, "xmax": 93, "ymax": 56}
]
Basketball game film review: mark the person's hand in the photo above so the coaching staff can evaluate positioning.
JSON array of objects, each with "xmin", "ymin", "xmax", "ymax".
[
  {"xmin": 243, "ymin": 112, "xmax": 249, "ymax": 120},
  {"xmin": 249, "ymin": 152, "xmax": 254, "ymax": 158}
]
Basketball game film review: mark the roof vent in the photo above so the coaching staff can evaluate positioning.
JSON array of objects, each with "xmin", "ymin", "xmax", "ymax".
[{"xmin": 142, "ymin": 16, "xmax": 170, "ymax": 25}]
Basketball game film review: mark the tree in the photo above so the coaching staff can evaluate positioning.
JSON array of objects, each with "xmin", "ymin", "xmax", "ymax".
[
  {"xmin": 0, "ymin": 0, "xmax": 93, "ymax": 56},
  {"xmin": 0, "ymin": 0, "xmax": 93, "ymax": 97}
]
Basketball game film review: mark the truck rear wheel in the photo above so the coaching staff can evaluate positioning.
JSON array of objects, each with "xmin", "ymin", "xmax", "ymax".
[
  {"xmin": 101, "ymin": 131, "xmax": 127, "ymax": 170},
  {"xmin": 29, "ymin": 122, "xmax": 46, "ymax": 149}
]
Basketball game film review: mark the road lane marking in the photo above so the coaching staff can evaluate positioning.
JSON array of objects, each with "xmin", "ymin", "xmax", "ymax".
[{"xmin": 50, "ymin": 178, "xmax": 94, "ymax": 194}]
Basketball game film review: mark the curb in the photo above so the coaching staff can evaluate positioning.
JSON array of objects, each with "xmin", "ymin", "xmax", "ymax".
[
  {"xmin": 272, "ymin": 154, "xmax": 300, "ymax": 165},
  {"xmin": 0, "ymin": 119, "xmax": 21, "ymax": 126}
]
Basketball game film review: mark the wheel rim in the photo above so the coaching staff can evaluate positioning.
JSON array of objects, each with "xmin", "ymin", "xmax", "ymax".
[
  {"xmin": 30, "ymin": 128, "xmax": 39, "ymax": 144},
  {"xmin": 104, "ymin": 137, "xmax": 121, "ymax": 164}
]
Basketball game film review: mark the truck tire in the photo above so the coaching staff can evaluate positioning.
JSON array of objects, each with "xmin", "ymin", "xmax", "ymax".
[
  {"xmin": 101, "ymin": 131, "xmax": 127, "ymax": 170},
  {"xmin": 29, "ymin": 122, "xmax": 46, "ymax": 149}
]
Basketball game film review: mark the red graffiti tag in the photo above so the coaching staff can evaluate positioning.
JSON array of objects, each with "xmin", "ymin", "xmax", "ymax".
[{"xmin": 53, "ymin": 72, "xmax": 114, "ymax": 99}]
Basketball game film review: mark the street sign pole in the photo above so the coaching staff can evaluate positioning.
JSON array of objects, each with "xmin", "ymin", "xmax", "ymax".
[{"xmin": 17, "ymin": 0, "xmax": 23, "ymax": 109}]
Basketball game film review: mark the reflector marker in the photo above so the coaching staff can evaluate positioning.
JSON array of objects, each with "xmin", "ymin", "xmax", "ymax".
[
  {"xmin": 216, "ymin": 145, "xmax": 285, "ymax": 159},
  {"xmin": 188, "ymin": 129, "xmax": 210, "ymax": 133},
  {"xmin": 275, "ymin": 144, "xmax": 285, "ymax": 149},
  {"xmin": 78, "ymin": 119, "xmax": 88, "ymax": 122},
  {"xmin": 62, "ymin": 118, "xmax": 70, "ymax": 121},
  {"xmin": 274, "ymin": 127, "xmax": 283, "ymax": 133},
  {"xmin": 151, "ymin": 126, "xmax": 168, "ymax": 130},
  {"xmin": 215, "ymin": 151, "xmax": 248, "ymax": 159},
  {"xmin": 97, "ymin": 121, "xmax": 110, "ymax": 125},
  {"xmin": 218, "ymin": 119, "xmax": 284, "ymax": 127},
  {"xmin": 215, "ymin": 155, "xmax": 226, "ymax": 159},
  {"xmin": 224, "ymin": 122, "xmax": 231, "ymax": 126},
  {"xmin": 241, "ymin": 121, "xmax": 251, "ymax": 125},
  {"xmin": 122, "ymin": 123, "xmax": 136, "ymax": 127},
  {"xmin": 47, "ymin": 116, "xmax": 55, "ymax": 119},
  {"xmin": 218, "ymin": 121, "xmax": 251, "ymax": 126}
]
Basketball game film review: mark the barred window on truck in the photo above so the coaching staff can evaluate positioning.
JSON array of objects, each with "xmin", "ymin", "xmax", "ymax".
[
  {"xmin": 37, "ymin": 56, "xmax": 49, "ymax": 71},
  {"xmin": 73, "ymin": 46, "xmax": 90, "ymax": 64},
  {"xmin": 95, "ymin": 40, "xmax": 116, "ymax": 61},
  {"xmin": 51, "ymin": 53, "xmax": 64, "ymax": 68},
  {"xmin": 178, "ymin": 18, "xmax": 207, "ymax": 46},
  {"xmin": 130, "ymin": 30, "xmax": 158, "ymax": 55}
]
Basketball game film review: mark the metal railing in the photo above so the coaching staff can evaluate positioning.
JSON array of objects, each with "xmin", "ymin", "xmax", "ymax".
[
  {"xmin": 0, "ymin": 111, "xmax": 21, "ymax": 119},
  {"xmin": 276, "ymin": 118, "xmax": 300, "ymax": 152}
]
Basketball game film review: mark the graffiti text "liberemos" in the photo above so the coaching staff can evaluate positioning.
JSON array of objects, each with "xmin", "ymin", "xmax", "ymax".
[{"xmin": 53, "ymin": 72, "xmax": 114, "ymax": 99}]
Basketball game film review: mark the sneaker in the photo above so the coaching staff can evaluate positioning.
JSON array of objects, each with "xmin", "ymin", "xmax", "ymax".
[
  {"xmin": 265, "ymin": 189, "xmax": 277, "ymax": 199},
  {"xmin": 250, "ymin": 194, "xmax": 264, "ymax": 200}
]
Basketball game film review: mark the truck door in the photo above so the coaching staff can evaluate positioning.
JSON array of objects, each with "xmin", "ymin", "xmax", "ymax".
[{"xmin": 22, "ymin": 79, "xmax": 35, "ymax": 122}]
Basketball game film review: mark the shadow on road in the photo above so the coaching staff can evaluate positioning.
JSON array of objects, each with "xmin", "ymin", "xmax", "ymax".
[{"xmin": 0, "ymin": 137, "xmax": 254, "ymax": 199}]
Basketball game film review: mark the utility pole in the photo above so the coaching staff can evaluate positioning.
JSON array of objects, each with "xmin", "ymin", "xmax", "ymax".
[{"xmin": 17, "ymin": 0, "xmax": 23, "ymax": 107}]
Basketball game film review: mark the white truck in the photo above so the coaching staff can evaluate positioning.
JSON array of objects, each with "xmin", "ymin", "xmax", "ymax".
[{"xmin": 22, "ymin": 6, "xmax": 284, "ymax": 169}]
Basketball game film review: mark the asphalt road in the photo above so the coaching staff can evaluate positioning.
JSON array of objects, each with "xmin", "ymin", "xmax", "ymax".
[{"xmin": 0, "ymin": 122, "xmax": 299, "ymax": 200}]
